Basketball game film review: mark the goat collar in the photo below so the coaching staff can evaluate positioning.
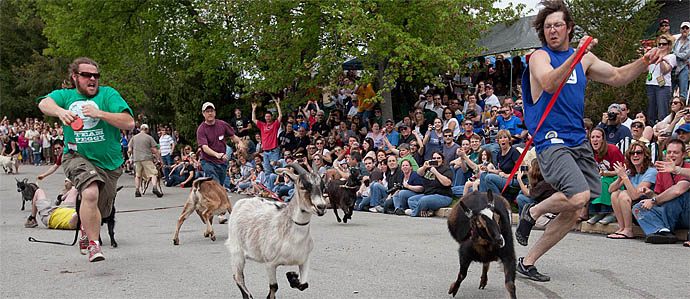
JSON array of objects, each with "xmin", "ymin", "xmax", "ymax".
[{"xmin": 293, "ymin": 219, "xmax": 310, "ymax": 226}]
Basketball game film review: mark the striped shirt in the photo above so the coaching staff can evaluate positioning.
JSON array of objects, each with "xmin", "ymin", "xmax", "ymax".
[
  {"xmin": 159, "ymin": 134, "xmax": 175, "ymax": 156},
  {"xmin": 615, "ymin": 137, "xmax": 659, "ymax": 163}
]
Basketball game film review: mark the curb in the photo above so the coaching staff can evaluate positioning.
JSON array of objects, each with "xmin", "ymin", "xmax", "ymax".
[{"xmin": 436, "ymin": 208, "xmax": 688, "ymax": 241}]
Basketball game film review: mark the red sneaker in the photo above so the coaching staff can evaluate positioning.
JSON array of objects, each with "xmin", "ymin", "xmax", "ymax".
[
  {"xmin": 79, "ymin": 235, "xmax": 89, "ymax": 255},
  {"xmin": 87, "ymin": 241, "xmax": 105, "ymax": 262}
]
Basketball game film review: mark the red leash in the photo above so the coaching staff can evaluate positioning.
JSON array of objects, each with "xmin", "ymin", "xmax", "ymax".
[{"xmin": 501, "ymin": 37, "xmax": 594, "ymax": 195}]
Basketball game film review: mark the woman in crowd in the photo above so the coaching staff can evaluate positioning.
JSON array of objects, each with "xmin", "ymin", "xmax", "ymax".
[
  {"xmin": 376, "ymin": 150, "xmax": 387, "ymax": 165},
  {"xmin": 586, "ymin": 128, "xmax": 625, "ymax": 224},
  {"xmin": 407, "ymin": 151, "xmax": 454, "ymax": 217},
  {"xmin": 422, "ymin": 118, "xmax": 444, "ymax": 160},
  {"xmin": 442, "ymin": 107, "xmax": 461, "ymax": 137},
  {"xmin": 667, "ymin": 97, "xmax": 690, "ymax": 136},
  {"xmin": 449, "ymin": 139, "xmax": 476, "ymax": 196},
  {"xmin": 645, "ymin": 33, "xmax": 676, "ymax": 125},
  {"xmin": 464, "ymin": 148, "xmax": 495, "ymax": 196},
  {"xmin": 634, "ymin": 112, "xmax": 655, "ymax": 141},
  {"xmin": 361, "ymin": 137, "xmax": 376, "ymax": 159},
  {"xmin": 380, "ymin": 155, "xmax": 403, "ymax": 213},
  {"xmin": 607, "ymin": 142, "xmax": 657, "ymax": 239},
  {"xmin": 478, "ymin": 130, "xmax": 521, "ymax": 194},
  {"xmin": 391, "ymin": 159, "xmax": 424, "ymax": 215},
  {"xmin": 365, "ymin": 122, "xmax": 386, "ymax": 149},
  {"xmin": 306, "ymin": 154, "xmax": 327, "ymax": 179},
  {"xmin": 412, "ymin": 108, "xmax": 427, "ymax": 136}
]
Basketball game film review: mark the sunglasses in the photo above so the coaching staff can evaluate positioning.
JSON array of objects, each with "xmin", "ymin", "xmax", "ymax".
[
  {"xmin": 77, "ymin": 72, "xmax": 100, "ymax": 79},
  {"xmin": 631, "ymin": 123, "xmax": 643, "ymax": 128},
  {"xmin": 630, "ymin": 150, "xmax": 644, "ymax": 156},
  {"xmin": 682, "ymin": 26, "xmax": 690, "ymax": 30},
  {"xmin": 672, "ymin": 101, "xmax": 682, "ymax": 105},
  {"xmin": 445, "ymin": 112, "xmax": 453, "ymax": 115},
  {"xmin": 444, "ymin": 135, "xmax": 453, "ymax": 138},
  {"xmin": 658, "ymin": 42, "xmax": 669, "ymax": 46},
  {"xmin": 464, "ymin": 123, "xmax": 473, "ymax": 126}
]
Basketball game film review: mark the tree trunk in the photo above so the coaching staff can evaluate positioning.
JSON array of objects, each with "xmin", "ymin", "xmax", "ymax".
[{"xmin": 378, "ymin": 60, "xmax": 394, "ymax": 122}]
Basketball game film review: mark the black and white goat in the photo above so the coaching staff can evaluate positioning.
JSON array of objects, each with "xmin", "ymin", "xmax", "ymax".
[
  {"xmin": 16, "ymin": 178, "xmax": 38, "ymax": 211},
  {"xmin": 226, "ymin": 163, "xmax": 327, "ymax": 299}
]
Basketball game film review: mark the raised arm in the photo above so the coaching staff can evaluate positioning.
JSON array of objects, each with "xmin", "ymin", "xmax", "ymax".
[{"xmin": 251, "ymin": 102, "xmax": 258, "ymax": 125}]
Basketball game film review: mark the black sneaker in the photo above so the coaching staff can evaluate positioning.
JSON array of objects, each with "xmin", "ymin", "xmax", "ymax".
[
  {"xmin": 517, "ymin": 257, "xmax": 550, "ymax": 282},
  {"xmin": 152, "ymin": 187, "xmax": 163, "ymax": 198},
  {"xmin": 515, "ymin": 202, "xmax": 537, "ymax": 246},
  {"xmin": 645, "ymin": 231, "xmax": 678, "ymax": 244},
  {"xmin": 394, "ymin": 208, "xmax": 406, "ymax": 216}
]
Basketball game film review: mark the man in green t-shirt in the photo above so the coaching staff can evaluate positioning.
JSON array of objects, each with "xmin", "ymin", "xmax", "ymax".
[{"xmin": 37, "ymin": 57, "xmax": 134, "ymax": 263}]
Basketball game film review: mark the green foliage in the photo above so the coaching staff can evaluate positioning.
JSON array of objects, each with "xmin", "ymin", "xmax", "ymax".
[{"xmin": 567, "ymin": 0, "xmax": 661, "ymax": 120}]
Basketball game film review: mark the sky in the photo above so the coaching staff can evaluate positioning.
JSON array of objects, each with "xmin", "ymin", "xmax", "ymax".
[{"xmin": 495, "ymin": 0, "xmax": 542, "ymax": 15}]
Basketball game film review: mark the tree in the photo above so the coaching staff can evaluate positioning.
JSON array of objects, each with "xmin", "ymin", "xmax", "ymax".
[{"xmin": 567, "ymin": 0, "xmax": 661, "ymax": 121}]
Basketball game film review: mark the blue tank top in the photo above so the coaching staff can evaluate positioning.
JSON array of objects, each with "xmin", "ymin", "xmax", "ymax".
[{"xmin": 521, "ymin": 46, "xmax": 587, "ymax": 153}]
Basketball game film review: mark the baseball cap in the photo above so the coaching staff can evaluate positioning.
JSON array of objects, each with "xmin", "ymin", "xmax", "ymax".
[
  {"xmin": 485, "ymin": 84, "xmax": 493, "ymax": 89},
  {"xmin": 676, "ymin": 123, "xmax": 690, "ymax": 133},
  {"xmin": 660, "ymin": 19, "xmax": 669, "ymax": 25},
  {"xmin": 607, "ymin": 103, "xmax": 621, "ymax": 112},
  {"xmin": 631, "ymin": 118, "xmax": 645, "ymax": 126},
  {"xmin": 65, "ymin": 178, "xmax": 71, "ymax": 183},
  {"xmin": 140, "ymin": 124, "xmax": 149, "ymax": 130},
  {"xmin": 399, "ymin": 123, "xmax": 410, "ymax": 128},
  {"xmin": 202, "ymin": 102, "xmax": 215, "ymax": 112},
  {"xmin": 385, "ymin": 118, "xmax": 394, "ymax": 124},
  {"xmin": 681, "ymin": 21, "xmax": 690, "ymax": 29}
]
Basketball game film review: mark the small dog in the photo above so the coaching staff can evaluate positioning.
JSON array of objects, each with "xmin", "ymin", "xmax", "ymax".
[
  {"xmin": 99, "ymin": 186, "xmax": 123, "ymax": 248},
  {"xmin": 326, "ymin": 167, "xmax": 362, "ymax": 223},
  {"xmin": 1, "ymin": 155, "xmax": 17, "ymax": 173},
  {"xmin": 173, "ymin": 177, "xmax": 232, "ymax": 245},
  {"xmin": 447, "ymin": 190, "xmax": 516, "ymax": 299},
  {"xmin": 16, "ymin": 178, "xmax": 38, "ymax": 211}
]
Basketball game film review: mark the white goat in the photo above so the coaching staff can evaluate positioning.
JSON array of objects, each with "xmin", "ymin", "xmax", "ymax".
[{"xmin": 226, "ymin": 163, "xmax": 327, "ymax": 299}]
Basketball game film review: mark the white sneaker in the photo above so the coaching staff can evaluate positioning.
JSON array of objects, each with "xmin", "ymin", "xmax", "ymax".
[
  {"xmin": 375, "ymin": 205, "xmax": 384, "ymax": 213},
  {"xmin": 368, "ymin": 207, "xmax": 378, "ymax": 213},
  {"xmin": 404, "ymin": 209, "xmax": 413, "ymax": 216}
]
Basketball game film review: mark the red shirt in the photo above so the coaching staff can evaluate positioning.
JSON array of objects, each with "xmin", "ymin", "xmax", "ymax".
[
  {"xmin": 655, "ymin": 161, "xmax": 690, "ymax": 194},
  {"xmin": 594, "ymin": 144, "xmax": 625, "ymax": 171},
  {"xmin": 256, "ymin": 118, "xmax": 281, "ymax": 151}
]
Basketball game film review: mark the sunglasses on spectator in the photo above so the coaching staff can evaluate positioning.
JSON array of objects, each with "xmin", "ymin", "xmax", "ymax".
[
  {"xmin": 631, "ymin": 123, "xmax": 643, "ymax": 128},
  {"xmin": 444, "ymin": 134, "xmax": 453, "ymax": 138},
  {"xmin": 77, "ymin": 72, "xmax": 100, "ymax": 79},
  {"xmin": 445, "ymin": 112, "xmax": 453, "ymax": 115},
  {"xmin": 630, "ymin": 150, "xmax": 644, "ymax": 156},
  {"xmin": 672, "ymin": 101, "xmax": 682, "ymax": 105},
  {"xmin": 432, "ymin": 156, "xmax": 442, "ymax": 160},
  {"xmin": 682, "ymin": 26, "xmax": 689, "ymax": 30},
  {"xmin": 464, "ymin": 123, "xmax": 473, "ymax": 126},
  {"xmin": 316, "ymin": 142, "xmax": 323, "ymax": 144},
  {"xmin": 658, "ymin": 42, "xmax": 669, "ymax": 46}
]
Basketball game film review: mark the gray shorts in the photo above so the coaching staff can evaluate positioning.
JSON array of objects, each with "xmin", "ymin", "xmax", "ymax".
[
  {"xmin": 34, "ymin": 190, "xmax": 56, "ymax": 227},
  {"xmin": 62, "ymin": 151, "xmax": 123, "ymax": 217},
  {"xmin": 537, "ymin": 142, "xmax": 601, "ymax": 199}
]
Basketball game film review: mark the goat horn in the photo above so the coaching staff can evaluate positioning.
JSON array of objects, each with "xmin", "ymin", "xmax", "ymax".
[{"xmin": 286, "ymin": 163, "xmax": 309, "ymax": 176}]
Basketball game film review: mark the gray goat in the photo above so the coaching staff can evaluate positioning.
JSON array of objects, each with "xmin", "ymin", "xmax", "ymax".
[{"xmin": 226, "ymin": 163, "xmax": 327, "ymax": 299}]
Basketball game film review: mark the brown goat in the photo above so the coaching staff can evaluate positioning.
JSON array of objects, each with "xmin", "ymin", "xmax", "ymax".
[{"xmin": 173, "ymin": 177, "xmax": 232, "ymax": 245}]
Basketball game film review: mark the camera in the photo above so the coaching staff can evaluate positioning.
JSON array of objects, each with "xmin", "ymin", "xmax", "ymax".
[
  {"xmin": 607, "ymin": 112, "xmax": 617, "ymax": 121},
  {"xmin": 387, "ymin": 183, "xmax": 404, "ymax": 195},
  {"xmin": 482, "ymin": 161, "xmax": 489, "ymax": 166},
  {"xmin": 429, "ymin": 161, "xmax": 438, "ymax": 166},
  {"xmin": 520, "ymin": 165, "xmax": 529, "ymax": 172}
]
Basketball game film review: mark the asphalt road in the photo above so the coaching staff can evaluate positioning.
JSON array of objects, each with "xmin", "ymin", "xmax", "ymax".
[{"xmin": 1, "ymin": 165, "xmax": 688, "ymax": 298}]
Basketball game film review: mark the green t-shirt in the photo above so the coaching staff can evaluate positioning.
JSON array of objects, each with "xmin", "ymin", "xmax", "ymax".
[{"xmin": 37, "ymin": 87, "xmax": 133, "ymax": 170}]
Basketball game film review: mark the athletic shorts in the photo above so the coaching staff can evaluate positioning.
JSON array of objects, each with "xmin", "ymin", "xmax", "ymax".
[
  {"xmin": 34, "ymin": 189, "xmax": 56, "ymax": 227},
  {"xmin": 135, "ymin": 160, "xmax": 158, "ymax": 179},
  {"xmin": 536, "ymin": 142, "xmax": 601, "ymax": 200},
  {"xmin": 62, "ymin": 151, "xmax": 123, "ymax": 217}
]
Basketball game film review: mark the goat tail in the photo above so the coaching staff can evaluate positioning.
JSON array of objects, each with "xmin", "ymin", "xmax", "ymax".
[{"xmin": 191, "ymin": 177, "xmax": 214, "ymax": 192}]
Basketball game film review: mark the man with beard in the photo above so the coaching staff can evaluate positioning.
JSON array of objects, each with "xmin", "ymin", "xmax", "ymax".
[{"xmin": 37, "ymin": 57, "xmax": 135, "ymax": 262}]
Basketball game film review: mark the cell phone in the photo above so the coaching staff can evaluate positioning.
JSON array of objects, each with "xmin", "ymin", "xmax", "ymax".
[
  {"xmin": 429, "ymin": 161, "xmax": 438, "ymax": 166},
  {"xmin": 520, "ymin": 165, "xmax": 529, "ymax": 172}
]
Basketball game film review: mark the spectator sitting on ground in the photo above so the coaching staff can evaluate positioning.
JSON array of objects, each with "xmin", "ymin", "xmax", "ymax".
[
  {"xmin": 441, "ymin": 129, "xmax": 460, "ymax": 167},
  {"xmin": 354, "ymin": 156, "xmax": 380, "ymax": 211},
  {"xmin": 391, "ymin": 159, "xmax": 424, "ymax": 215},
  {"xmin": 633, "ymin": 139, "xmax": 689, "ymax": 244},
  {"xmin": 166, "ymin": 157, "xmax": 195, "ymax": 188},
  {"xmin": 449, "ymin": 138, "xmax": 477, "ymax": 197},
  {"xmin": 607, "ymin": 142, "xmax": 657, "ymax": 239},
  {"xmin": 380, "ymin": 154, "xmax": 403, "ymax": 213},
  {"xmin": 586, "ymin": 128, "xmax": 625, "ymax": 225},
  {"xmin": 616, "ymin": 118, "xmax": 661, "ymax": 163},
  {"xmin": 24, "ymin": 178, "xmax": 78, "ymax": 230},
  {"xmin": 406, "ymin": 150, "xmax": 454, "ymax": 217},
  {"xmin": 516, "ymin": 159, "xmax": 558, "ymax": 215},
  {"xmin": 478, "ymin": 130, "xmax": 521, "ymax": 194},
  {"xmin": 464, "ymin": 148, "xmax": 495, "ymax": 196},
  {"xmin": 442, "ymin": 107, "xmax": 461, "ymax": 137},
  {"xmin": 597, "ymin": 104, "xmax": 632, "ymax": 145}
]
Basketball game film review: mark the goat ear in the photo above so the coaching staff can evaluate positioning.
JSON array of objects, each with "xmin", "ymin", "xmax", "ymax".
[
  {"xmin": 459, "ymin": 200, "xmax": 472, "ymax": 218},
  {"xmin": 486, "ymin": 189, "xmax": 495, "ymax": 209},
  {"xmin": 275, "ymin": 167, "xmax": 298, "ymax": 182}
]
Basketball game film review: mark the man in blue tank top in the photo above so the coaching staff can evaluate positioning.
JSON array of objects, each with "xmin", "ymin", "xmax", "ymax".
[{"xmin": 514, "ymin": 0, "xmax": 664, "ymax": 282}]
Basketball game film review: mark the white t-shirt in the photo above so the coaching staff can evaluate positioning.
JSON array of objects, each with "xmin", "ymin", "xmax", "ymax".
[
  {"xmin": 621, "ymin": 117, "xmax": 632, "ymax": 130},
  {"xmin": 484, "ymin": 94, "xmax": 500, "ymax": 109},
  {"xmin": 645, "ymin": 54, "xmax": 677, "ymax": 87},
  {"xmin": 443, "ymin": 118, "xmax": 461, "ymax": 137}
]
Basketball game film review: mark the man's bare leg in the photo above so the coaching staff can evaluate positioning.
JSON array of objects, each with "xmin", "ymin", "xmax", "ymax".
[
  {"xmin": 523, "ymin": 191, "xmax": 589, "ymax": 265},
  {"xmin": 80, "ymin": 182, "xmax": 101, "ymax": 243}
]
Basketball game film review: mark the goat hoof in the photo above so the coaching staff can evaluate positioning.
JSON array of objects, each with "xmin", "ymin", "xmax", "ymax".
[
  {"xmin": 210, "ymin": 235, "xmax": 216, "ymax": 241},
  {"xmin": 448, "ymin": 282, "xmax": 459, "ymax": 296},
  {"xmin": 336, "ymin": 218, "xmax": 341, "ymax": 223},
  {"xmin": 173, "ymin": 239, "xmax": 179, "ymax": 245},
  {"xmin": 204, "ymin": 232, "xmax": 210, "ymax": 238},
  {"xmin": 286, "ymin": 272, "xmax": 300, "ymax": 288},
  {"xmin": 112, "ymin": 242, "xmax": 118, "ymax": 248},
  {"xmin": 297, "ymin": 283, "xmax": 308, "ymax": 291}
]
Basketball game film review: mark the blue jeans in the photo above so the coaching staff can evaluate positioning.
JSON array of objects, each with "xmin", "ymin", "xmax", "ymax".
[
  {"xmin": 358, "ymin": 110, "xmax": 372, "ymax": 127},
  {"xmin": 645, "ymin": 85, "xmax": 672, "ymax": 124},
  {"xmin": 516, "ymin": 191, "xmax": 534, "ymax": 215},
  {"xmin": 393, "ymin": 190, "xmax": 419, "ymax": 210},
  {"xmin": 201, "ymin": 160, "xmax": 228, "ymax": 185},
  {"xmin": 237, "ymin": 181, "xmax": 252, "ymax": 190},
  {"xmin": 672, "ymin": 66, "xmax": 688, "ymax": 100},
  {"xmin": 359, "ymin": 182, "xmax": 387, "ymax": 208},
  {"xmin": 407, "ymin": 194, "xmax": 453, "ymax": 217},
  {"xmin": 21, "ymin": 148, "xmax": 31, "ymax": 163},
  {"xmin": 451, "ymin": 167, "xmax": 472, "ymax": 197},
  {"xmin": 633, "ymin": 192, "xmax": 690, "ymax": 235},
  {"xmin": 161, "ymin": 154, "xmax": 173, "ymax": 181},
  {"xmin": 478, "ymin": 172, "xmax": 519, "ymax": 195},
  {"xmin": 33, "ymin": 153, "xmax": 41, "ymax": 166},
  {"xmin": 273, "ymin": 184, "xmax": 292, "ymax": 198},
  {"xmin": 263, "ymin": 148, "xmax": 280, "ymax": 175},
  {"xmin": 589, "ymin": 203, "xmax": 613, "ymax": 214},
  {"xmin": 265, "ymin": 173, "xmax": 277, "ymax": 191}
]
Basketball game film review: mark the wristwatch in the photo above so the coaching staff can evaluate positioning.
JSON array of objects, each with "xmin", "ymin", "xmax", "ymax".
[{"xmin": 651, "ymin": 197, "xmax": 657, "ymax": 205}]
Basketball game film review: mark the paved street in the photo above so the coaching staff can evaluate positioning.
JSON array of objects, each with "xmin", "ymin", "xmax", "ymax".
[{"xmin": 1, "ymin": 165, "xmax": 688, "ymax": 298}]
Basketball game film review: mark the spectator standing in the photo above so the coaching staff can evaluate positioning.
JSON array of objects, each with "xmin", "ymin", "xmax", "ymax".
[
  {"xmin": 515, "ymin": 0, "xmax": 664, "ymax": 281},
  {"xmin": 383, "ymin": 119, "xmax": 399, "ymax": 149},
  {"xmin": 441, "ymin": 129, "xmax": 460, "ymax": 166},
  {"xmin": 41, "ymin": 129, "xmax": 52, "ymax": 164},
  {"xmin": 483, "ymin": 84, "xmax": 500, "ymax": 110},
  {"xmin": 37, "ymin": 57, "xmax": 135, "ymax": 262},
  {"xmin": 422, "ymin": 118, "xmax": 444, "ymax": 160},
  {"xmin": 252, "ymin": 99, "xmax": 282, "ymax": 175},
  {"xmin": 197, "ymin": 102, "xmax": 246, "ymax": 185},
  {"xmin": 230, "ymin": 108, "xmax": 252, "ymax": 138},
  {"xmin": 30, "ymin": 136, "xmax": 41, "ymax": 166},
  {"xmin": 129, "ymin": 124, "xmax": 163, "ymax": 198},
  {"xmin": 672, "ymin": 22, "xmax": 689, "ymax": 101},
  {"xmin": 645, "ymin": 33, "xmax": 676, "ymax": 125},
  {"xmin": 618, "ymin": 102, "xmax": 633, "ymax": 129},
  {"xmin": 159, "ymin": 127, "xmax": 175, "ymax": 181}
]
